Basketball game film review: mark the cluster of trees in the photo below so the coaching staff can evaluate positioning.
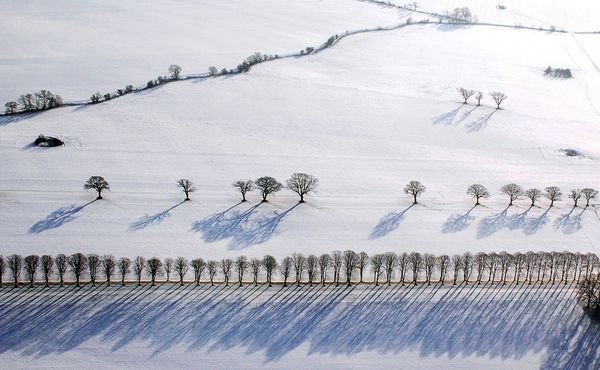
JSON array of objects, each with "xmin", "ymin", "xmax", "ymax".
[
  {"xmin": 457, "ymin": 87, "xmax": 507, "ymax": 109},
  {"xmin": 236, "ymin": 52, "xmax": 276, "ymax": 73},
  {"xmin": 4, "ymin": 90, "xmax": 63, "ymax": 114},
  {"xmin": 2, "ymin": 250, "xmax": 595, "ymax": 289},
  {"xmin": 544, "ymin": 66, "xmax": 573, "ymax": 79},
  {"xmin": 445, "ymin": 7, "xmax": 476, "ymax": 23},
  {"xmin": 487, "ymin": 184, "xmax": 597, "ymax": 208},
  {"xmin": 84, "ymin": 173, "xmax": 320, "ymax": 203}
]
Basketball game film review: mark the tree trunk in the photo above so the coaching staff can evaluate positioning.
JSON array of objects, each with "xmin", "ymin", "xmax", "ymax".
[
  {"xmin": 299, "ymin": 194, "xmax": 304, "ymax": 203},
  {"xmin": 413, "ymin": 194, "xmax": 417, "ymax": 204}
]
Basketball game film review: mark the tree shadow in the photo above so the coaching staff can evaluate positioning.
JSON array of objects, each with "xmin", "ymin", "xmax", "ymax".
[
  {"xmin": 229, "ymin": 204, "xmax": 300, "ymax": 250},
  {"xmin": 476, "ymin": 206, "xmax": 510, "ymax": 239},
  {"xmin": 507, "ymin": 205, "xmax": 533, "ymax": 231},
  {"xmin": 465, "ymin": 110, "xmax": 496, "ymax": 132},
  {"xmin": 28, "ymin": 200, "xmax": 97, "ymax": 234},
  {"xmin": 432, "ymin": 105, "xmax": 462, "ymax": 126},
  {"xmin": 0, "ymin": 112, "xmax": 41, "ymax": 127},
  {"xmin": 454, "ymin": 106, "xmax": 478, "ymax": 125},
  {"xmin": 522, "ymin": 207, "xmax": 550, "ymax": 235},
  {"xmin": 190, "ymin": 202, "xmax": 251, "ymax": 243},
  {"xmin": 369, "ymin": 204, "xmax": 415, "ymax": 240},
  {"xmin": 128, "ymin": 200, "xmax": 187, "ymax": 231},
  {"xmin": 441, "ymin": 205, "xmax": 476, "ymax": 233},
  {"xmin": 554, "ymin": 207, "xmax": 585, "ymax": 234}
]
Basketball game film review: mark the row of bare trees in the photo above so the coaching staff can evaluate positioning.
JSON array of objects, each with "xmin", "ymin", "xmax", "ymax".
[
  {"xmin": 4, "ymin": 90, "xmax": 63, "ymax": 114},
  {"xmin": 472, "ymin": 184, "xmax": 597, "ymax": 208},
  {"xmin": 2, "ymin": 250, "xmax": 596, "ymax": 289}
]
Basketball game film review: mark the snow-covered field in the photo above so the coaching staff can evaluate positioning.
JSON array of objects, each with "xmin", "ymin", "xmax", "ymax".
[{"xmin": 0, "ymin": 283, "xmax": 592, "ymax": 369}]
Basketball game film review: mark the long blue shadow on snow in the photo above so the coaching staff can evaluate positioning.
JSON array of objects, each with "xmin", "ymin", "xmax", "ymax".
[
  {"xmin": 190, "ymin": 202, "xmax": 252, "ymax": 243},
  {"xmin": 0, "ymin": 283, "xmax": 595, "ymax": 368},
  {"xmin": 554, "ymin": 207, "xmax": 586, "ymax": 234},
  {"xmin": 432, "ymin": 105, "xmax": 463, "ymax": 125},
  {"xmin": 369, "ymin": 204, "xmax": 415, "ymax": 240},
  {"xmin": 128, "ymin": 200, "xmax": 187, "ymax": 231},
  {"xmin": 465, "ymin": 110, "xmax": 496, "ymax": 132},
  {"xmin": 442, "ymin": 205, "xmax": 476, "ymax": 233},
  {"xmin": 476, "ymin": 206, "xmax": 510, "ymax": 239},
  {"xmin": 28, "ymin": 200, "xmax": 97, "ymax": 234}
]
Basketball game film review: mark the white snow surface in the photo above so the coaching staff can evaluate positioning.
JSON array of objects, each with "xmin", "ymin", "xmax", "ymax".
[{"xmin": 0, "ymin": 283, "xmax": 591, "ymax": 369}]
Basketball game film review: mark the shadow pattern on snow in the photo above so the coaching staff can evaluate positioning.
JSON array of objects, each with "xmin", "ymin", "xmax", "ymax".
[
  {"xmin": 465, "ymin": 110, "xmax": 496, "ymax": 132},
  {"xmin": 432, "ymin": 106, "xmax": 463, "ymax": 125},
  {"xmin": 0, "ymin": 283, "xmax": 595, "ymax": 369},
  {"xmin": 442, "ymin": 206, "xmax": 476, "ymax": 233},
  {"xmin": 191, "ymin": 203, "xmax": 298, "ymax": 249},
  {"xmin": 129, "ymin": 201, "xmax": 187, "ymax": 231},
  {"xmin": 28, "ymin": 200, "xmax": 97, "ymax": 234},
  {"xmin": 554, "ymin": 207, "xmax": 585, "ymax": 234},
  {"xmin": 369, "ymin": 204, "xmax": 415, "ymax": 240}
]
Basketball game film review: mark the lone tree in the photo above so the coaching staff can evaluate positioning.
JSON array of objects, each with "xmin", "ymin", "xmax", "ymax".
[
  {"xmin": 145, "ymin": 257, "xmax": 163, "ymax": 286},
  {"xmin": 84, "ymin": 176, "xmax": 110, "ymax": 199},
  {"xmin": 500, "ymin": 183, "xmax": 524, "ymax": 206},
  {"xmin": 232, "ymin": 180, "xmax": 254, "ymax": 202},
  {"xmin": 55, "ymin": 254, "xmax": 68, "ymax": 287},
  {"xmin": 286, "ymin": 173, "xmax": 319, "ymax": 203},
  {"xmin": 457, "ymin": 87, "xmax": 475, "ymax": 104},
  {"xmin": 24, "ymin": 255, "xmax": 40, "ymax": 288},
  {"xmin": 176, "ymin": 179, "xmax": 196, "ymax": 201},
  {"xmin": 545, "ymin": 186, "xmax": 562, "ymax": 207},
  {"xmin": 169, "ymin": 64, "xmax": 182, "ymax": 79},
  {"xmin": 40, "ymin": 255, "xmax": 54, "ymax": 287},
  {"xmin": 68, "ymin": 253, "xmax": 88, "ymax": 287},
  {"xmin": 569, "ymin": 189, "xmax": 582, "ymax": 207},
  {"xmin": 255, "ymin": 176, "xmax": 283, "ymax": 202},
  {"xmin": 404, "ymin": 180, "xmax": 426, "ymax": 204},
  {"xmin": 467, "ymin": 184, "xmax": 490, "ymax": 205},
  {"xmin": 525, "ymin": 188, "xmax": 542, "ymax": 206},
  {"xmin": 490, "ymin": 91, "xmax": 507, "ymax": 109},
  {"xmin": 582, "ymin": 188, "xmax": 598, "ymax": 207}
]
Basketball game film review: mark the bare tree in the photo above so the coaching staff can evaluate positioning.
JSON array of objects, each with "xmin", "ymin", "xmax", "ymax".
[
  {"xmin": 545, "ymin": 186, "xmax": 562, "ymax": 207},
  {"xmin": 145, "ymin": 258, "xmax": 163, "ymax": 286},
  {"xmin": 409, "ymin": 252, "xmax": 423, "ymax": 285},
  {"xmin": 175, "ymin": 257, "xmax": 189, "ymax": 286},
  {"xmin": 404, "ymin": 181, "xmax": 426, "ymax": 204},
  {"xmin": 370, "ymin": 254, "xmax": 384, "ymax": 285},
  {"xmin": 208, "ymin": 66, "xmax": 218, "ymax": 76},
  {"xmin": 332, "ymin": 250, "xmax": 343, "ymax": 286},
  {"xmin": 118, "ymin": 257, "xmax": 131, "ymax": 286},
  {"xmin": 457, "ymin": 87, "xmax": 475, "ymax": 104},
  {"xmin": 286, "ymin": 173, "xmax": 319, "ymax": 203},
  {"xmin": 569, "ymin": 189, "xmax": 582, "ymax": 207},
  {"xmin": 475, "ymin": 91, "xmax": 483, "ymax": 106},
  {"xmin": 525, "ymin": 188, "xmax": 542, "ymax": 206},
  {"xmin": 40, "ymin": 255, "xmax": 53, "ymax": 287},
  {"xmin": 384, "ymin": 252, "xmax": 398, "ymax": 286},
  {"xmin": 250, "ymin": 258, "xmax": 261, "ymax": 286},
  {"xmin": 513, "ymin": 253, "xmax": 526, "ymax": 284},
  {"xmin": 582, "ymin": 188, "xmax": 598, "ymax": 207},
  {"xmin": 452, "ymin": 254, "xmax": 463, "ymax": 285},
  {"xmin": 133, "ymin": 256, "xmax": 146, "ymax": 286},
  {"xmin": 7, "ymin": 254, "xmax": 23, "ymax": 288},
  {"xmin": 577, "ymin": 275, "xmax": 600, "ymax": 310},
  {"xmin": 500, "ymin": 183, "xmax": 524, "ymax": 206},
  {"xmin": 4, "ymin": 101, "xmax": 18, "ymax": 114},
  {"xmin": 357, "ymin": 252, "xmax": 369, "ymax": 283},
  {"xmin": 291, "ymin": 253, "xmax": 306, "ymax": 287},
  {"xmin": 437, "ymin": 255, "xmax": 450, "ymax": 284},
  {"xmin": 101, "ymin": 255, "xmax": 116, "ymax": 286},
  {"xmin": 221, "ymin": 259, "xmax": 233, "ymax": 286},
  {"xmin": 499, "ymin": 252, "xmax": 512, "ymax": 284},
  {"xmin": 24, "ymin": 255, "xmax": 39, "ymax": 288},
  {"xmin": 68, "ymin": 253, "xmax": 88, "ymax": 287},
  {"xmin": 163, "ymin": 257, "xmax": 174, "ymax": 282},
  {"xmin": 255, "ymin": 176, "xmax": 283, "ymax": 202},
  {"xmin": 176, "ymin": 179, "xmax": 196, "ymax": 201},
  {"xmin": 318, "ymin": 254, "xmax": 331, "ymax": 286},
  {"xmin": 235, "ymin": 256, "xmax": 249, "ymax": 286},
  {"xmin": 488, "ymin": 252, "xmax": 500, "ymax": 284},
  {"xmin": 463, "ymin": 252, "xmax": 474, "ymax": 284},
  {"xmin": 232, "ymin": 180, "xmax": 254, "ymax": 202},
  {"xmin": 207, "ymin": 260, "xmax": 218, "ymax": 285},
  {"xmin": 262, "ymin": 255, "xmax": 277, "ymax": 287},
  {"xmin": 490, "ymin": 91, "xmax": 507, "ymax": 109},
  {"xmin": 87, "ymin": 254, "xmax": 101, "ymax": 286},
  {"xmin": 169, "ymin": 64, "xmax": 182, "ymax": 79},
  {"xmin": 306, "ymin": 255, "xmax": 318, "ymax": 286},
  {"xmin": 191, "ymin": 258, "xmax": 206, "ymax": 286},
  {"xmin": 474, "ymin": 252, "xmax": 488, "ymax": 284},
  {"xmin": 524, "ymin": 251, "xmax": 537, "ymax": 284},
  {"xmin": 467, "ymin": 184, "xmax": 490, "ymax": 205},
  {"xmin": 343, "ymin": 250, "xmax": 358, "ymax": 286},
  {"xmin": 84, "ymin": 176, "xmax": 110, "ymax": 199},
  {"xmin": 424, "ymin": 253, "xmax": 436, "ymax": 285},
  {"xmin": 280, "ymin": 257, "xmax": 293, "ymax": 287},
  {"xmin": 55, "ymin": 254, "xmax": 68, "ymax": 287},
  {"xmin": 398, "ymin": 252, "xmax": 409, "ymax": 285}
]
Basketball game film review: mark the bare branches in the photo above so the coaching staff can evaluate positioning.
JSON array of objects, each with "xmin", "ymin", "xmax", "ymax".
[
  {"xmin": 286, "ymin": 173, "xmax": 319, "ymax": 203},
  {"xmin": 544, "ymin": 186, "xmax": 562, "ymax": 207},
  {"xmin": 467, "ymin": 184, "xmax": 490, "ymax": 205},
  {"xmin": 490, "ymin": 91, "xmax": 507, "ymax": 109},
  {"xmin": 176, "ymin": 179, "xmax": 196, "ymax": 201},
  {"xmin": 500, "ymin": 183, "xmax": 524, "ymax": 206},
  {"xmin": 255, "ymin": 176, "xmax": 283, "ymax": 202},
  {"xmin": 173, "ymin": 257, "xmax": 188, "ymax": 285},
  {"xmin": 232, "ymin": 180, "xmax": 254, "ymax": 202},
  {"xmin": 84, "ymin": 176, "xmax": 110, "ymax": 200},
  {"xmin": 457, "ymin": 87, "xmax": 475, "ymax": 104},
  {"xmin": 404, "ymin": 180, "xmax": 426, "ymax": 204}
]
